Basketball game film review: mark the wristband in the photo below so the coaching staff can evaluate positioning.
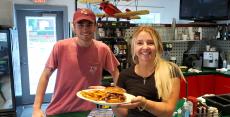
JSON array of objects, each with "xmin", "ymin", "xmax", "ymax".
[{"xmin": 138, "ymin": 96, "xmax": 147, "ymax": 111}]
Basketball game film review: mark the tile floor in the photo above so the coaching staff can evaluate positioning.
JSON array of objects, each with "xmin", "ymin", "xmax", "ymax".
[
  {"xmin": 17, "ymin": 104, "xmax": 48, "ymax": 117},
  {"xmin": 16, "ymin": 105, "xmax": 115, "ymax": 117}
]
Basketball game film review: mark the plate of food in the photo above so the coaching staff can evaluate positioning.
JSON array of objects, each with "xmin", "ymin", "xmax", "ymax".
[{"xmin": 76, "ymin": 87, "xmax": 135, "ymax": 106}]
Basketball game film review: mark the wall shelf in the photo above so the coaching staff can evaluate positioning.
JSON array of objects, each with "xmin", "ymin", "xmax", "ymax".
[{"xmin": 162, "ymin": 40, "xmax": 201, "ymax": 43}]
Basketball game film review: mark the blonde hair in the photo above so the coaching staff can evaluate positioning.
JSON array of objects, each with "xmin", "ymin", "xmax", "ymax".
[{"xmin": 131, "ymin": 26, "xmax": 184, "ymax": 100}]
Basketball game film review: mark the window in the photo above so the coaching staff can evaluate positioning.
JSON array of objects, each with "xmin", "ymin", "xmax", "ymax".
[{"xmin": 130, "ymin": 13, "xmax": 161, "ymax": 24}]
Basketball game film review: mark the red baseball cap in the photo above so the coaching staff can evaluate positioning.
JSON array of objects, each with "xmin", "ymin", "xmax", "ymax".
[{"xmin": 73, "ymin": 8, "xmax": 96, "ymax": 24}]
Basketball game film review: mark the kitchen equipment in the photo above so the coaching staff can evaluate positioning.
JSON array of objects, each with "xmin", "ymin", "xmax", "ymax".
[
  {"xmin": 182, "ymin": 53, "xmax": 200, "ymax": 68},
  {"xmin": 204, "ymin": 94, "xmax": 230, "ymax": 116},
  {"xmin": 203, "ymin": 51, "xmax": 219, "ymax": 68}
]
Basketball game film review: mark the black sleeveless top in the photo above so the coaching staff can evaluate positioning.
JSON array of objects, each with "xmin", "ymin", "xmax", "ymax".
[{"xmin": 117, "ymin": 65, "xmax": 161, "ymax": 117}]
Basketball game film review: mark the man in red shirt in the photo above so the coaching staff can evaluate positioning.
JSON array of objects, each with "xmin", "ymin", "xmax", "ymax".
[{"xmin": 32, "ymin": 8, "xmax": 119, "ymax": 117}]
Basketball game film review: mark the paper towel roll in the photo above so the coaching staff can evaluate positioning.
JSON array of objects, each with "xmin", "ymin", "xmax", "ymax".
[
  {"xmin": 188, "ymin": 27, "xmax": 193, "ymax": 40},
  {"xmin": 198, "ymin": 27, "xmax": 202, "ymax": 40}
]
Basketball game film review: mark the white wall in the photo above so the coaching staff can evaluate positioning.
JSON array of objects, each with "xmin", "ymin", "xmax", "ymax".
[
  {"xmin": 13, "ymin": 0, "xmax": 75, "ymax": 22},
  {"xmin": 0, "ymin": 0, "xmax": 14, "ymax": 26}
]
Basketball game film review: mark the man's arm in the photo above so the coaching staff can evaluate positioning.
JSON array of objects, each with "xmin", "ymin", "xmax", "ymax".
[
  {"xmin": 32, "ymin": 68, "xmax": 53, "ymax": 117},
  {"xmin": 110, "ymin": 67, "xmax": 119, "ymax": 85}
]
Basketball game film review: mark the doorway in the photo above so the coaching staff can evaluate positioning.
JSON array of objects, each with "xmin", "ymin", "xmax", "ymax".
[{"xmin": 15, "ymin": 5, "xmax": 68, "ymax": 105}]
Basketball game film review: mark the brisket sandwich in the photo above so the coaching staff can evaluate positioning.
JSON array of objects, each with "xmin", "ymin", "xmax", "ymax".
[{"xmin": 104, "ymin": 87, "xmax": 126, "ymax": 103}]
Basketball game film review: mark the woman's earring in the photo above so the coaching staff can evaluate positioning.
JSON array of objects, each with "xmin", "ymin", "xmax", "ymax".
[{"xmin": 134, "ymin": 55, "xmax": 138, "ymax": 63}]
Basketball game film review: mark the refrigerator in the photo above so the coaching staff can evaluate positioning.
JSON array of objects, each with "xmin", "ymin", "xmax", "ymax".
[{"xmin": 0, "ymin": 27, "xmax": 16, "ymax": 116}]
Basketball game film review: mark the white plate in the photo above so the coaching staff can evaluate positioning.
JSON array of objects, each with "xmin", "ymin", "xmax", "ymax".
[{"xmin": 76, "ymin": 89, "xmax": 136, "ymax": 106}]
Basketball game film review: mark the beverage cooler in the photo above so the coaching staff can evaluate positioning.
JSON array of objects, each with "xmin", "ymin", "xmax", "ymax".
[{"xmin": 0, "ymin": 27, "xmax": 16, "ymax": 116}]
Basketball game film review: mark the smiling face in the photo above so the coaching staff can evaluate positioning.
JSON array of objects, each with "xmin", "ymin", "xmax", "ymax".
[
  {"xmin": 74, "ymin": 20, "xmax": 96, "ymax": 42},
  {"xmin": 134, "ymin": 31, "xmax": 156, "ymax": 63},
  {"xmin": 131, "ymin": 26, "xmax": 163, "ymax": 64}
]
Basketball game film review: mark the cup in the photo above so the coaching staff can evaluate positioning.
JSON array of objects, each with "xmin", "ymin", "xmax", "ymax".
[
  {"xmin": 210, "ymin": 47, "xmax": 216, "ymax": 51},
  {"xmin": 182, "ymin": 34, "xmax": 188, "ymax": 40},
  {"xmin": 170, "ymin": 56, "xmax": 177, "ymax": 64},
  {"xmin": 188, "ymin": 27, "xmax": 194, "ymax": 40},
  {"xmin": 227, "ymin": 64, "xmax": 230, "ymax": 70},
  {"xmin": 206, "ymin": 45, "xmax": 210, "ymax": 51}
]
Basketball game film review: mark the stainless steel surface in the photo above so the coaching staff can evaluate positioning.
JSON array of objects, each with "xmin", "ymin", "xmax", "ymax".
[{"xmin": 203, "ymin": 51, "xmax": 219, "ymax": 68}]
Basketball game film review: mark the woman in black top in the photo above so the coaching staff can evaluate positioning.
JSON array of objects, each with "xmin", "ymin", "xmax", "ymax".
[{"xmin": 113, "ymin": 26, "xmax": 184, "ymax": 117}]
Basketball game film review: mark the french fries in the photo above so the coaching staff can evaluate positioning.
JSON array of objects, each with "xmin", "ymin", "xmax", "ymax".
[{"xmin": 81, "ymin": 90, "xmax": 107, "ymax": 101}]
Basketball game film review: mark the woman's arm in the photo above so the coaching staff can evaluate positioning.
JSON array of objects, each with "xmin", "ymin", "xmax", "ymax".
[
  {"xmin": 118, "ymin": 77, "xmax": 180, "ymax": 117},
  {"xmin": 141, "ymin": 78, "xmax": 180, "ymax": 117}
]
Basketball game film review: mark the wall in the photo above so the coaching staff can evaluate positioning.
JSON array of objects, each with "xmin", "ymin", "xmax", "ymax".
[
  {"xmin": 12, "ymin": 0, "xmax": 230, "ymax": 65},
  {"xmin": 13, "ymin": 0, "xmax": 75, "ymax": 23},
  {"xmin": 0, "ymin": 0, "xmax": 14, "ymax": 27},
  {"xmin": 125, "ymin": 24, "xmax": 230, "ymax": 68}
]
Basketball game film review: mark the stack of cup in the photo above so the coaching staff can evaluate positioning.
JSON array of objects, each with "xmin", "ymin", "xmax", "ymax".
[
  {"xmin": 170, "ymin": 56, "xmax": 177, "ymax": 64},
  {"xmin": 206, "ymin": 45, "xmax": 210, "ymax": 51}
]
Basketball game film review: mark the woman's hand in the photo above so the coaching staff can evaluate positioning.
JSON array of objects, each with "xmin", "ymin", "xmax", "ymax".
[
  {"xmin": 116, "ymin": 96, "xmax": 147, "ymax": 109},
  {"xmin": 131, "ymin": 96, "xmax": 147, "ymax": 106}
]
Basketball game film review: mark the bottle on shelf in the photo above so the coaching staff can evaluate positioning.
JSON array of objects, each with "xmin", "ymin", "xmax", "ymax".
[
  {"xmin": 198, "ymin": 27, "xmax": 202, "ymax": 40},
  {"xmin": 115, "ymin": 28, "xmax": 121, "ymax": 37},
  {"xmin": 113, "ymin": 38, "xmax": 128, "ymax": 70},
  {"xmin": 177, "ymin": 108, "xmax": 182, "ymax": 117},
  {"xmin": 223, "ymin": 59, "xmax": 227, "ymax": 68},
  {"xmin": 228, "ymin": 24, "xmax": 230, "ymax": 40},
  {"xmin": 98, "ymin": 28, "xmax": 105, "ymax": 37},
  {"xmin": 219, "ymin": 25, "xmax": 227, "ymax": 40},
  {"xmin": 96, "ymin": 21, "xmax": 130, "ymax": 70},
  {"xmin": 223, "ymin": 25, "xmax": 229, "ymax": 40},
  {"xmin": 182, "ymin": 99, "xmax": 193, "ymax": 117},
  {"xmin": 216, "ymin": 26, "xmax": 221, "ymax": 40}
]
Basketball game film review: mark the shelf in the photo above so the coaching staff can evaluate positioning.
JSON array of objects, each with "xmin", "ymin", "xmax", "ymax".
[
  {"xmin": 99, "ymin": 37, "xmax": 124, "ymax": 39},
  {"xmin": 162, "ymin": 40, "xmax": 201, "ymax": 43},
  {"xmin": 97, "ymin": 21, "xmax": 136, "ymax": 29},
  {"xmin": 98, "ymin": 26, "xmax": 129, "ymax": 29},
  {"xmin": 159, "ymin": 23, "xmax": 218, "ymax": 27}
]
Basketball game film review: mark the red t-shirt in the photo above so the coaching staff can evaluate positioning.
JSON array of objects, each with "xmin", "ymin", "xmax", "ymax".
[{"xmin": 45, "ymin": 38, "xmax": 119, "ymax": 115}]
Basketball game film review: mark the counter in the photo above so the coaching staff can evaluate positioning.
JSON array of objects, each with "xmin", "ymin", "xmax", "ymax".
[
  {"xmin": 183, "ymin": 69, "xmax": 230, "ymax": 77},
  {"xmin": 102, "ymin": 69, "xmax": 230, "ymax": 86},
  {"xmin": 180, "ymin": 69, "xmax": 230, "ymax": 98}
]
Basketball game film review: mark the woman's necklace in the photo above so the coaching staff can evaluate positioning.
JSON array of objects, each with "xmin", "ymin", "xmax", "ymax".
[
  {"xmin": 135, "ymin": 65, "xmax": 154, "ymax": 85},
  {"xmin": 143, "ymin": 77, "xmax": 147, "ymax": 85}
]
